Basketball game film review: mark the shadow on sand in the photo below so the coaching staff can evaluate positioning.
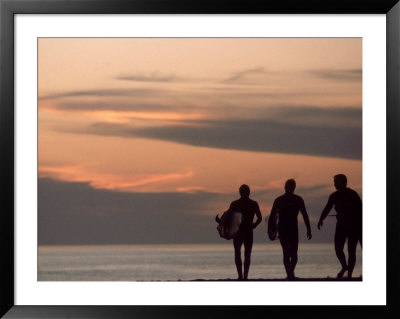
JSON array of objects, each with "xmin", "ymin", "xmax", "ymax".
[{"xmin": 189, "ymin": 277, "xmax": 362, "ymax": 282}]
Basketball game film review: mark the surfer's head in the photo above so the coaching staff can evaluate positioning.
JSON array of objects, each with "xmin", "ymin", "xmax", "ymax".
[
  {"xmin": 334, "ymin": 174, "xmax": 347, "ymax": 190},
  {"xmin": 239, "ymin": 184, "xmax": 250, "ymax": 198},
  {"xmin": 284, "ymin": 179, "xmax": 296, "ymax": 194}
]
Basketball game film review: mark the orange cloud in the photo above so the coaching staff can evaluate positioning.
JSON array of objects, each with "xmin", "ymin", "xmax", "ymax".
[
  {"xmin": 91, "ymin": 111, "xmax": 206, "ymax": 123},
  {"xmin": 176, "ymin": 186, "xmax": 206, "ymax": 193},
  {"xmin": 39, "ymin": 164, "xmax": 194, "ymax": 192}
]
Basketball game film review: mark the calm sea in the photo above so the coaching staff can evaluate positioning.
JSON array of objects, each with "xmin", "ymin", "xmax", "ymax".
[{"xmin": 38, "ymin": 243, "xmax": 362, "ymax": 281}]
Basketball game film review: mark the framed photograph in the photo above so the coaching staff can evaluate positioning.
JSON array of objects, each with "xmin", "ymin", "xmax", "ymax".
[{"xmin": 1, "ymin": 1, "xmax": 399, "ymax": 318}]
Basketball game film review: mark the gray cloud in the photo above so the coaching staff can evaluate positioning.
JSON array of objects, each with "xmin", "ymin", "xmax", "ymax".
[
  {"xmin": 49, "ymin": 92, "xmax": 339, "ymax": 114},
  {"xmin": 52, "ymin": 99, "xmax": 361, "ymax": 129},
  {"xmin": 38, "ymin": 178, "xmax": 339, "ymax": 245},
  {"xmin": 55, "ymin": 101, "xmax": 176, "ymax": 112},
  {"xmin": 224, "ymin": 67, "xmax": 268, "ymax": 83},
  {"xmin": 83, "ymin": 115, "xmax": 361, "ymax": 160},
  {"xmin": 39, "ymin": 177, "xmax": 229, "ymax": 245},
  {"xmin": 223, "ymin": 67, "xmax": 362, "ymax": 84},
  {"xmin": 39, "ymin": 88, "xmax": 166, "ymax": 101},
  {"xmin": 263, "ymin": 106, "xmax": 361, "ymax": 128},
  {"xmin": 309, "ymin": 69, "xmax": 362, "ymax": 81},
  {"xmin": 268, "ymin": 106, "xmax": 361, "ymax": 119},
  {"xmin": 51, "ymin": 104, "xmax": 361, "ymax": 159},
  {"xmin": 116, "ymin": 74, "xmax": 176, "ymax": 82}
]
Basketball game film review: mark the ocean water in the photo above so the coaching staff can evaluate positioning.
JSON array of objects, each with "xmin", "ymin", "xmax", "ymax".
[{"xmin": 38, "ymin": 243, "xmax": 362, "ymax": 281}]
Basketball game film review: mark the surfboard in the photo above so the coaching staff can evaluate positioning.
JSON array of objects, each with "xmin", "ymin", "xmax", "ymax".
[
  {"xmin": 216, "ymin": 210, "xmax": 242, "ymax": 240},
  {"xmin": 267, "ymin": 212, "xmax": 279, "ymax": 241}
]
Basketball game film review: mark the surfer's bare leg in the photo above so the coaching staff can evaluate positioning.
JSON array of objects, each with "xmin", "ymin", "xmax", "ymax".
[
  {"xmin": 347, "ymin": 234, "xmax": 358, "ymax": 278},
  {"xmin": 243, "ymin": 232, "xmax": 253, "ymax": 280},
  {"xmin": 283, "ymin": 250, "xmax": 292, "ymax": 279},
  {"xmin": 233, "ymin": 237, "xmax": 243, "ymax": 280},
  {"xmin": 289, "ymin": 237, "xmax": 299, "ymax": 279},
  {"xmin": 280, "ymin": 235, "xmax": 293, "ymax": 279},
  {"xmin": 334, "ymin": 225, "xmax": 348, "ymax": 278},
  {"xmin": 243, "ymin": 254, "xmax": 251, "ymax": 280}
]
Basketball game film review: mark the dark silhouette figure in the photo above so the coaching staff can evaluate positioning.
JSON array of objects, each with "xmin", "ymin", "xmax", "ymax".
[
  {"xmin": 269, "ymin": 179, "xmax": 312, "ymax": 280},
  {"xmin": 218, "ymin": 184, "xmax": 262, "ymax": 280},
  {"xmin": 318, "ymin": 174, "xmax": 362, "ymax": 279}
]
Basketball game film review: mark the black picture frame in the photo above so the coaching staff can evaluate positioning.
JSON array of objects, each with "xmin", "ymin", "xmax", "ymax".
[{"xmin": 1, "ymin": 0, "xmax": 399, "ymax": 318}]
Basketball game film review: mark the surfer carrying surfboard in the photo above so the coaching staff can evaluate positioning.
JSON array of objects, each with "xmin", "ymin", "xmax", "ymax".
[
  {"xmin": 269, "ymin": 179, "xmax": 312, "ymax": 281},
  {"xmin": 220, "ymin": 184, "xmax": 262, "ymax": 281},
  {"xmin": 317, "ymin": 174, "xmax": 362, "ymax": 279}
]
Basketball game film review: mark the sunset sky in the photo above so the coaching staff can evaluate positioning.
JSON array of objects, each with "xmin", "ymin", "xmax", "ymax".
[{"xmin": 38, "ymin": 38, "xmax": 362, "ymax": 245}]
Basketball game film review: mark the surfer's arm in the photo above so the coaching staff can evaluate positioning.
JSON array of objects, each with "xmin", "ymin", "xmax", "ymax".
[
  {"xmin": 299, "ymin": 198, "xmax": 312, "ymax": 239},
  {"xmin": 318, "ymin": 194, "xmax": 334, "ymax": 229},
  {"xmin": 253, "ymin": 203, "xmax": 262, "ymax": 229}
]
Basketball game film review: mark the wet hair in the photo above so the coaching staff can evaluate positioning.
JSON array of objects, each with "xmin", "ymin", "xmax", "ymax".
[
  {"xmin": 334, "ymin": 174, "xmax": 347, "ymax": 188},
  {"xmin": 284, "ymin": 179, "xmax": 296, "ymax": 194},
  {"xmin": 239, "ymin": 184, "xmax": 250, "ymax": 198}
]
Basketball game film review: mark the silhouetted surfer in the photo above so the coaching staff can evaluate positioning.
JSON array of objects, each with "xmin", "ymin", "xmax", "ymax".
[
  {"xmin": 269, "ymin": 179, "xmax": 312, "ymax": 280},
  {"xmin": 218, "ymin": 184, "xmax": 262, "ymax": 280},
  {"xmin": 318, "ymin": 174, "xmax": 362, "ymax": 279}
]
